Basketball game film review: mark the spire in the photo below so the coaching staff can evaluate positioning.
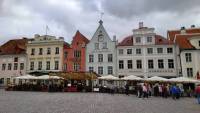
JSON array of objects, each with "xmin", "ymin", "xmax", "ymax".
[
  {"xmin": 99, "ymin": 12, "xmax": 104, "ymax": 25},
  {"xmin": 99, "ymin": 20, "xmax": 103, "ymax": 25}
]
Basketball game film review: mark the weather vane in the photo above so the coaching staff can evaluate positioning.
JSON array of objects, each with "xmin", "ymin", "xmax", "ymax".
[{"xmin": 100, "ymin": 12, "xmax": 104, "ymax": 20}]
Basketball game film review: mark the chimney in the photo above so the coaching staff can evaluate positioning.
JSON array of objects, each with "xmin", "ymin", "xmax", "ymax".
[
  {"xmin": 180, "ymin": 26, "xmax": 186, "ymax": 34},
  {"xmin": 34, "ymin": 34, "xmax": 40, "ymax": 38},
  {"xmin": 59, "ymin": 37, "xmax": 64, "ymax": 41},
  {"xmin": 139, "ymin": 22, "xmax": 143, "ymax": 29},
  {"xmin": 191, "ymin": 25, "xmax": 195, "ymax": 28},
  {"xmin": 113, "ymin": 35, "xmax": 116, "ymax": 41}
]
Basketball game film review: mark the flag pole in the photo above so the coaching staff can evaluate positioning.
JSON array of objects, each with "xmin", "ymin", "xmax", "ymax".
[{"xmin": 46, "ymin": 25, "xmax": 48, "ymax": 36}]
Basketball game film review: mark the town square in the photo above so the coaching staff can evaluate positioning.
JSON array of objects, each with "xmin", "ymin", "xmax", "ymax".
[
  {"xmin": 1, "ymin": 0, "xmax": 200, "ymax": 113},
  {"xmin": 0, "ymin": 89, "xmax": 200, "ymax": 113}
]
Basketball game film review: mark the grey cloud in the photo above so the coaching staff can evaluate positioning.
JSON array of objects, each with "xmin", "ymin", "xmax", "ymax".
[
  {"xmin": 102, "ymin": 0, "xmax": 200, "ymax": 18},
  {"xmin": 78, "ymin": 0, "xmax": 99, "ymax": 12},
  {"xmin": 1, "ymin": 0, "xmax": 200, "ymax": 45},
  {"xmin": 13, "ymin": 0, "xmax": 76, "ymax": 32}
]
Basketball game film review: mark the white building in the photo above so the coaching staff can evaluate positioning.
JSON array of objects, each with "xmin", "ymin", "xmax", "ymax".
[
  {"xmin": 26, "ymin": 35, "xmax": 64, "ymax": 74},
  {"xmin": 117, "ymin": 23, "xmax": 180, "ymax": 78},
  {"xmin": 86, "ymin": 20, "xmax": 117, "ymax": 76},
  {"xmin": 168, "ymin": 26, "xmax": 200, "ymax": 79},
  {"xmin": 0, "ymin": 38, "xmax": 28, "ymax": 86}
]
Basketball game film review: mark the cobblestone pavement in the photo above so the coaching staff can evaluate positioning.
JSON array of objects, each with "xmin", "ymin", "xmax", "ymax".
[{"xmin": 0, "ymin": 89, "xmax": 200, "ymax": 113}]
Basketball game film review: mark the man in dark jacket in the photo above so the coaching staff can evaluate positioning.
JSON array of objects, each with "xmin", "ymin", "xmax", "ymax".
[
  {"xmin": 125, "ymin": 84, "xmax": 129, "ymax": 95},
  {"xmin": 195, "ymin": 84, "xmax": 200, "ymax": 104}
]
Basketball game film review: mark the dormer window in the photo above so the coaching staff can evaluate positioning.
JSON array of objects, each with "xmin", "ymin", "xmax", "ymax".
[{"xmin": 136, "ymin": 37, "xmax": 141, "ymax": 43}]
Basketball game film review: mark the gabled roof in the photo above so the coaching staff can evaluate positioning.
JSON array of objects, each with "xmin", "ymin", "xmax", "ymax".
[
  {"xmin": 174, "ymin": 34, "xmax": 200, "ymax": 49},
  {"xmin": 118, "ymin": 35, "xmax": 133, "ymax": 46},
  {"xmin": 72, "ymin": 30, "xmax": 89, "ymax": 44},
  {"xmin": 168, "ymin": 28, "xmax": 200, "ymax": 42},
  {"xmin": 63, "ymin": 42, "xmax": 71, "ymax": 49},
  {"xmin": 89, "ymin": 20, "xmax": 112, "ymax": 43},
  {"xmin": 0, "ymin": 38, "xmax": 28, "ymax": 55}
]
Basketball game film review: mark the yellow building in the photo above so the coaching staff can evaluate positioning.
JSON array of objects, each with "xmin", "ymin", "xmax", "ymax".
[{"xmin": 26, "ymin": 34, "xmax": 64, "ymax": 74}]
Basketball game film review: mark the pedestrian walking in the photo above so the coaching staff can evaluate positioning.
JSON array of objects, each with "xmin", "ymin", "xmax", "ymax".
[
  {"xmin": 125, "ymin": 83, "xmax": 129, "ymax": 96},
  {"xmin": 195, "ymin": 84, "xmax": 200, "ymax": 104},
  {"xmin": 158, "ymin": 84, "xmax": 163, "ymax": 97},
  {"xmin": 137, "ymin": 84, "xmax": 143, "ymax": 98},
  {"xmin": 176, "ymin": 86, "xmax": 181, "ymax": 99},
  {"xmin": 142, "ymin": 83, "xmax": 148, "ymax": 98},
  {"xmin": 170, "ymin": 84, "xmax": 178, "ymax": 100},
  {"xmin": 154, "ymin": 84, "xmax": 159, "ymax": 96}
]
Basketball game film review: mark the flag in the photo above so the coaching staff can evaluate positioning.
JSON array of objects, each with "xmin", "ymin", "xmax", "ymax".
[
  {"xmin": 100, "ymin": 12, "xmax": 104, "ymax": 20},
  {"xmin": 46, "ymin": 25, "xmax": 50, "ymax": 31},
  {"xmin": 46, "ymin": 25, "xmax": 50, "ymax": 35}
]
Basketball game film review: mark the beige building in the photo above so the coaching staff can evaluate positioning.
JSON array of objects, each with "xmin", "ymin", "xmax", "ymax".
[{"xmin": 26, "ymin": 34, "xmax": 64, "ymax": 73}]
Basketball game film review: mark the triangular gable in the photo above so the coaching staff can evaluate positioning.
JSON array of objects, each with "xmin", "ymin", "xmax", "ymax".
[{"xmin": 89, "ymin": 20, "xmax": 112, "ymax": 43}]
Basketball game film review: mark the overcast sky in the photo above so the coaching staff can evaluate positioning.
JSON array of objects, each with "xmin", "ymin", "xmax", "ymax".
[{"xmin": 1, "ymin": 0, "xmax": 200, "ymax": 44}]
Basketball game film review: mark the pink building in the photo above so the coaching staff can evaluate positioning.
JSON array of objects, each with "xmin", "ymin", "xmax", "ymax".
[{"xmin": 63, "ymin": 31, "xmax": 89, "ymax": 72}]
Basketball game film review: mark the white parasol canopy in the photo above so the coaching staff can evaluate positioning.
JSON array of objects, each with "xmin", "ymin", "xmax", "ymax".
[
  {"xmin": 169, "ymin": 77, "xmax": 200, "ymax": 83},
  {"xmin": 146, "ymin": 76, "xmax": 168, "ymax": 82},
  {"xmin": 122, "ymin": 75, "xmax": 142, "ymax": 81},
  {"xmin": 98, "ymin": 75, "xmax": 119, "ymax": 80},
  {"xmin": 37, "ymin": 75, "xmax": 63, "ymax": 80},
  {"xmin": 15, "ymin": 75, "xmax": 38, "ymax": 80}
]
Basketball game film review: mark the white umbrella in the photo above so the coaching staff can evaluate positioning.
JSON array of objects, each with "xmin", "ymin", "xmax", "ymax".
[
  {"xmin": 122, "ymin": 75, "xmax": 142, "ymax": 81},
  {"xmin": 37, "ymin": 75, "xmax": 63, "ymax": 80},
  {"xmin": 146, "ymin": 76, "xmax": 168, "ymax": 82},
  {"xmin": 169, "ymin": 77, "xmax": 200, "ymax": 83},
  {"xmin": 98, "ymin": 75, "xmax": 119, "ymax": 80},
  {"xmin": 15, "ymin": 75, "xmax": 37, "ymax": 80}
]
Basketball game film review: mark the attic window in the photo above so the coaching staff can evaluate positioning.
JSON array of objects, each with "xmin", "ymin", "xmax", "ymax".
[{"xmin": 99, "ymin": 30, "xmax": 102, "ymax": 33}]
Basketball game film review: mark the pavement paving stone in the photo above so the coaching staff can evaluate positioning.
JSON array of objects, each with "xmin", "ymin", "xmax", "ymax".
[{"xmin": 0, "ymin": 89, "xmax": 200, "ymax": 113}]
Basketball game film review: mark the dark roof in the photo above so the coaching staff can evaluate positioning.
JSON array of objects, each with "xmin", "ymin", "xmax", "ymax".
[
  {"xmin": 118, "ymin": 35, "xmax": 133, "ymax": 46},
  {"xmin": 0, "ymin": 38, "xmax": 28, "ymax": 55}
]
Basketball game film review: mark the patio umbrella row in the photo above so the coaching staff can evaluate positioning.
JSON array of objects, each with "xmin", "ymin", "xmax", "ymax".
[
  {"xmin": 98, "ymin": 75, "xmax": 200, "ymax": 83},
  {"xmin": 14, "ymin": 75, "xmax": 63, "ymax": 80}
]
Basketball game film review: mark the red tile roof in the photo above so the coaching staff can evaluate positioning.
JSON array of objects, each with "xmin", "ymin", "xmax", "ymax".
[
  {"xmin": 118, "ymin": 35, "xmax": 133, "ymax": 46},
  {"xmin": 174, "ymin": 34, "xmax": 200, "ymax": 49},
  {"xmin": 0, "ymin": 38, "xmax": 28, "ymax": 55},
  {"xmin": 72, "ymin": 30, "xmax": 89, "ymax": 45},
  {"xmin": 168, "ymin": 28, "xmax": 200, "ymax": 41},
  {"xmin": 118, "ymin": 35, "xmax": 172, "ymax": 46},
  {"xmin": 155, "ymin": 35, "xmax": 174, "ymax": 45}
]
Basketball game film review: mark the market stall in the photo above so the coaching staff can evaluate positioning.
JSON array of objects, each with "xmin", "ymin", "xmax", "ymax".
[{"xmin": 49, "ymin": 72, "xmax": 99, "ymax": 92}]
